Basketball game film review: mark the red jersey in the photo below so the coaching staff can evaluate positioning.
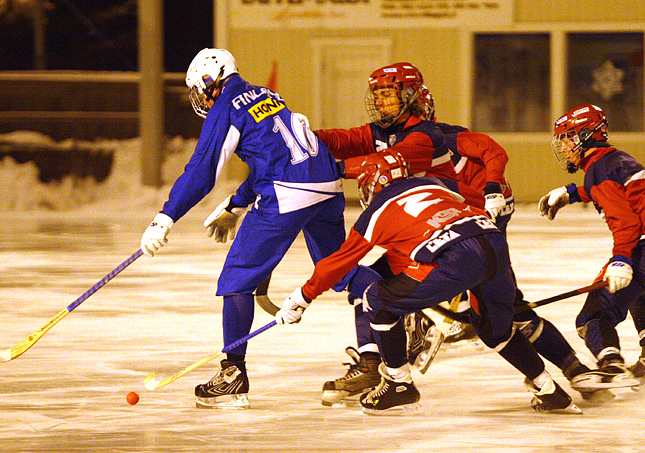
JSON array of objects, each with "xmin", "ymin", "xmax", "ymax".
[
  {"xmin": 301, "ymin": 177, "xmax": 497, "ymax": 301},
  {"xmin": 435, "ymin": 122, "xmax": 512, "ymax": 199},
  {"xmin": 575, "ymin": 147, "xmax": 645, "ymax": 260},
  {"xmin": 315, "ymin": 115, "xmax": 458, "ymax": 181}
]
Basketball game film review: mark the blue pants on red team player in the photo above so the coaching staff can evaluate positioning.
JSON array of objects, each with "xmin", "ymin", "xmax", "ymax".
[
  {"xmin": 362, "ymin": 232, "xmax": 547, "ymax": 380},
  {"xmin": 216, "ymin": 195, "xmax": 354, "ymax": 355},
  {"xmin": 577, "ymin": 239, "xmax": 645, "ymax": 358}
]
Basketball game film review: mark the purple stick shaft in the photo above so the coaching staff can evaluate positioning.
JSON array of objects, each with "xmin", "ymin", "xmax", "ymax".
[
  {"xmin": 222, "ymin": 320, "xmax": 277, "ymax": 353},
  {"xmin": 66, "ymin": 249, "xmax": 143, "ymax": 312}
]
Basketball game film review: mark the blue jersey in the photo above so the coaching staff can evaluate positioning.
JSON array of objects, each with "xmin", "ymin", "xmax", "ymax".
[{"xmin": 162, "ymin": 74, "xmax": 343, "ymax": 219}]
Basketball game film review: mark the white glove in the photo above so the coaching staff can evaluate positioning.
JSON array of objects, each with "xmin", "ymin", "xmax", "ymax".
[
  {"xmin": 141, "ymin": 213, "xmax": 174, "ymax": 256},
  {"xmin": 484, "ymin": 193, "xmax": 505, "ymax": 220},
  {"xmin": 604, "ymin": 259, "xmax": 633, "ymax": 293},
  {"xmin": 538, "ymin": 186, "xmax": 570, "ymax": 220},
  {"xmin": 276, "ymin": 288, "xmax": 311, "ymax": 325},
  {"xmin": 203, "ymin": 195, "xmax": 247, "ymax": 243}
]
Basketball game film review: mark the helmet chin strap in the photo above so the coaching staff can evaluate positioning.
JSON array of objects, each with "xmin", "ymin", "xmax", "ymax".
[
  {"xmin": 567, "ymin": 140, "xmax": 608, "ymax": 173},
  {"xmin": 203, "ymin": 66, "xmax": 226, "ymax": 102},
  {"xmin": 392, "ymin": 89, "xmax": 419, "ymax": 125}
]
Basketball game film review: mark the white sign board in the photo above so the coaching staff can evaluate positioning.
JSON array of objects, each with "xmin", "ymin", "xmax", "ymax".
[{"xmin": 230, "ymin": 0, "xmax": 514, "ymax": 29}]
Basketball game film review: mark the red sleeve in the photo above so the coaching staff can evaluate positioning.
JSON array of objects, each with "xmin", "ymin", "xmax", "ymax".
[
  {"xmin": 625, "ymin": 177, "xmax": 645, "ymax": 219},
  {"xmin": 590, "ymin": 180, "xmax": 642, "ymax": 259},
  {"xmin": 314, "ymin": 125, "xmax": 374, "ymax": 160},
  {"xmin": 456, "ymin": 131, "xmax": 508, "ymax": 185},
  {"xmin": 343, "ymin": 131, "xmax": 457, "ymax": 180},
  {"xmin": 301, "ymin": 228, "xmax": 374, "ymax": 301},
  {"xmin": 577, "ymin": 184, "xmax": 591, "ymax": 203}
]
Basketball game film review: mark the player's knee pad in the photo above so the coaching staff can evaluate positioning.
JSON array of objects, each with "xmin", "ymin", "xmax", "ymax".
[
  {"xmin": 513, "ymin": 317, "xmax": 543, "ymax": 343},
  {"xmin": 488, "ymin": 324, "xmax": 517, "ymax": 351}
]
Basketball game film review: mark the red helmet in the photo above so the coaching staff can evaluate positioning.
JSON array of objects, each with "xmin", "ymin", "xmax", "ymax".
[
  {"xmin": 365, "ymin": 62, "xmax": 424, "ymax": 128},
  {"xmin": 551, "ymin": 104, "xmax": 608, "ymax": 172},
  {"xmin": 357, "ymin": 151, "xmax": 409, "ymax": 208}
]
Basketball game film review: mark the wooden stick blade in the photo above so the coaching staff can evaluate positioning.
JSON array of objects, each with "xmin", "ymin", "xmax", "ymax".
[
  {"xmin": 144, "ymin": 349, "xmax": 224, "ymax": 391},
  {"xmin": 256, "ymin": 295, "xmax": 279, "ymax": 316},
  {"xmin": 0, "ymin": 309, "xmax": 69, "ymax": 362}
]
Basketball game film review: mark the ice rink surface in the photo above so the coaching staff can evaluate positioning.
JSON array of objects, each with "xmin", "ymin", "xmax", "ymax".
[{"xmin": 1, "ymin": 203, "xmax": 644, "ymax": 452}]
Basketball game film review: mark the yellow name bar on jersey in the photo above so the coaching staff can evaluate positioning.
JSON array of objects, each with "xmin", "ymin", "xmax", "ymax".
[{"xmin": 249, "ymin": 98, "xmax": 285, "ymax": 122}]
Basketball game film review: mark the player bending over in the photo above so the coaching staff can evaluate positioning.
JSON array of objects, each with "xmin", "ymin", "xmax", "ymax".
[
  {"xmin": 277, "ymin": 151, "xmax": 581, "ymax": 415},
  {"xmin": 140, "ymin": 48, "xmax": 351, "ymax": 409}
]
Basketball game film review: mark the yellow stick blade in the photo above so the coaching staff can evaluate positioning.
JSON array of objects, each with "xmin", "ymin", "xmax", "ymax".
[
  {"xmin": 144, "ymin": 349, "xmax": 223, "ymax": 391},
  {"xmin": 0, "ymin": 309, "xmax": 69, "ymax": 362}
]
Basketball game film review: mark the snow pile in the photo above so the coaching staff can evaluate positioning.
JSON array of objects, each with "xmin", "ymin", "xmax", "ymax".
[{"xmin": 0, "ymin": 132, "xmax": 201, "ymax": 212}]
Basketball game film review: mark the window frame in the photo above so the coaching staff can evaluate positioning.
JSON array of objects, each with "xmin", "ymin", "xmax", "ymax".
[{"xmin": 460, "ymin": 23, "xmax": 645, "ymax": 137}]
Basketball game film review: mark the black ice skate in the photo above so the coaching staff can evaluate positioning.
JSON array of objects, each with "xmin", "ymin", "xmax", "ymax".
[
  {"xmin": 405, "ymin": 311, "xmax": 434, "ymax": 364},
  {"xmin": 410, "ymin": 318, "xmax": 445, "ymax": 374},
  {"xmin": 564, "ymin": 360, "xmax": 614, "ymax": 401},
  {"xmin": 628, "ymin": 355, "xmax": 645, "ymax": 381},
  {"xmin": 321, "ymin": 347, "xmax": 381, "ymax": 406},
  {"xmin": 443, "ymin": 321, "xmax": 478, "ymax": 344},
  {"xmin": 195, "ymin": 360, "xmax": 250, "ymax": 409},
  {"xmin": 360, "ymin": 363, "xmax": 421, "ymax": 415},
  {"xmin": 570, "ymin": 358, "xmax": 640, "ymax": 391},
  {"xmin": 525, "ymin": 375, "xmax": 582, "ymax": 414}
]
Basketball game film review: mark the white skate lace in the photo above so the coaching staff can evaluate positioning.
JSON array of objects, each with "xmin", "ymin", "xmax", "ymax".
[
  {"xmin": 209, "ymin": 366, "xmax": 240, "ymax": 385},
  {"xmin": 446, "ymin": 321, "xmax": 464, "ymax": 337},
  {"xmin": 338, "ymin": 362, "xmax": 364, "ymax": 381},
  {"xmin": 364, "ymin": 379, "xmax": 389, "ymax": 404}
]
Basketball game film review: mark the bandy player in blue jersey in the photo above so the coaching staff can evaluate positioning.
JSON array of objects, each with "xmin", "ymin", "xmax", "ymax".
[
  {"xmin": 539, "ymin": 104, "xmax": 645, "ymax": 389},
  {"xmin": 140, "ymin": 48, "xmax": 350, "ymax": 409},
  {"xmin": 275, "ymin": 151, "xmax": 580, "ymax": 415}
]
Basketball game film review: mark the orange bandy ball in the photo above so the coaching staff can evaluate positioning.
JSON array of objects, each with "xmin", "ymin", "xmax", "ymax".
[{"xmin": 126, "ymin": 392, "xmax": 139, "ymax": 405}]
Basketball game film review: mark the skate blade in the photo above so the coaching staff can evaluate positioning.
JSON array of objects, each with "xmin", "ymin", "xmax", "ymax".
[
  {"xmin": 361, "ymin": 402, "xmax": 422, "ymax": 416},
  {"xmin": 530, "ymin": 397, "xmax": 582, "ymax": 414},
  {"xmin": 321, "ymin": 385, "xmax": 377, "ymax": 407},
  {"xmin": 580, "ymin": 389, "xmax": 615, "ymax": 401},
  {"xmin": 572, "ymin": 376, "xmax": 641, "ymax": 391},
  {"xmin": 416, "ymin": 333, "xmax": 445, "ymax": 374},
  {"xmin": 551, "ymin": 402, "xmax": 583, "ymax": 415},
  {"xmin": 195, "ymin": 394, "xmax": 250, "ymax": 409},
  {"xmin": 321, "ymin": 389, "xmax": 352, "ymax": 407},
  {"xmin": 441, "ymin": 339, "xmax": 486, "ymax": 352}
]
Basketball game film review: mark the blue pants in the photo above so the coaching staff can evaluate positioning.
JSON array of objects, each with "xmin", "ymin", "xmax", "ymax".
[
  {"xmin": 364, "ymin": 233, "xmax": 517, "ymax": 366},
  {"xmin": 216, "ymin": 195, "xmax": 350, "ymax": 354},
  {"xmin": 576, "ymin": 239, "xmax": 645, "ymax": 358}
]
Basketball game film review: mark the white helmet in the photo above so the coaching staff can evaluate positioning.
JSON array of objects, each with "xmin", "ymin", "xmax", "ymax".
[{"xmin": 185, "ymin": 48, "xmax": 239, "ymax": 118}]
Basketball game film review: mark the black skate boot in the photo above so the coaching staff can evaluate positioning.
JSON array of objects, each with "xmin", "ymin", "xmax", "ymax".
[
  {"xmin": 321, "ymin": 347, "xmax": 381, "ymax": 406},
  {"xmin": 629, "ymin": 355, "xmax": 645, "ymax": 380},
  {"xmin": 524, "ymin": 374, "xmax": 581, "ymax": 414},
  {"xmin": 628, "ymin": 347, "xmax": 645, "ymax": 381},
  {"xmin": 360, "ymin": 363, "xmax": 421, "ymax": 415},
  {"xmin": 563, "ymin": 358, "xmax": 614, "ymax": 401},
  {"xmin": 195, "ymin": 360, "xmax": 250, "ymax": 409},
  {"xmin": 571, "ymin": 356, "xmax": 640, "ymax": 391},
  {"xmin": 443, "ymin": 321, "xmax": 478, "ymax": 344},
  {"xmin": 407, "ymin": 315, "xmax": 445, "ymax": 374},
  {"xmin": 405, "ymin": 311, "xmax": 437, "ymax": 364}
]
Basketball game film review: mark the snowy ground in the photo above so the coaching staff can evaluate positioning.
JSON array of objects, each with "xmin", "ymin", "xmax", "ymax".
[{"xmin": 1, "ymin": 135, "xmax": 645, "ymax": 452}]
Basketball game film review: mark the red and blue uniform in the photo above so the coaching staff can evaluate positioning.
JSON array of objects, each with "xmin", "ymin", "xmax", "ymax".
[
  {"xmin": 316, "ymin": 115, "xmax": 457, "ymax": 181},
  {"xmin": 301, "ymin": 177, "xmax": 547, "ymax": 380},
  {"xmin": 434, "ymin": 122, "xmax": 514, "ymax": 231},
  {"xmin": 568, "ymin": 146, "xmax": 645, "ymax": 357}
]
